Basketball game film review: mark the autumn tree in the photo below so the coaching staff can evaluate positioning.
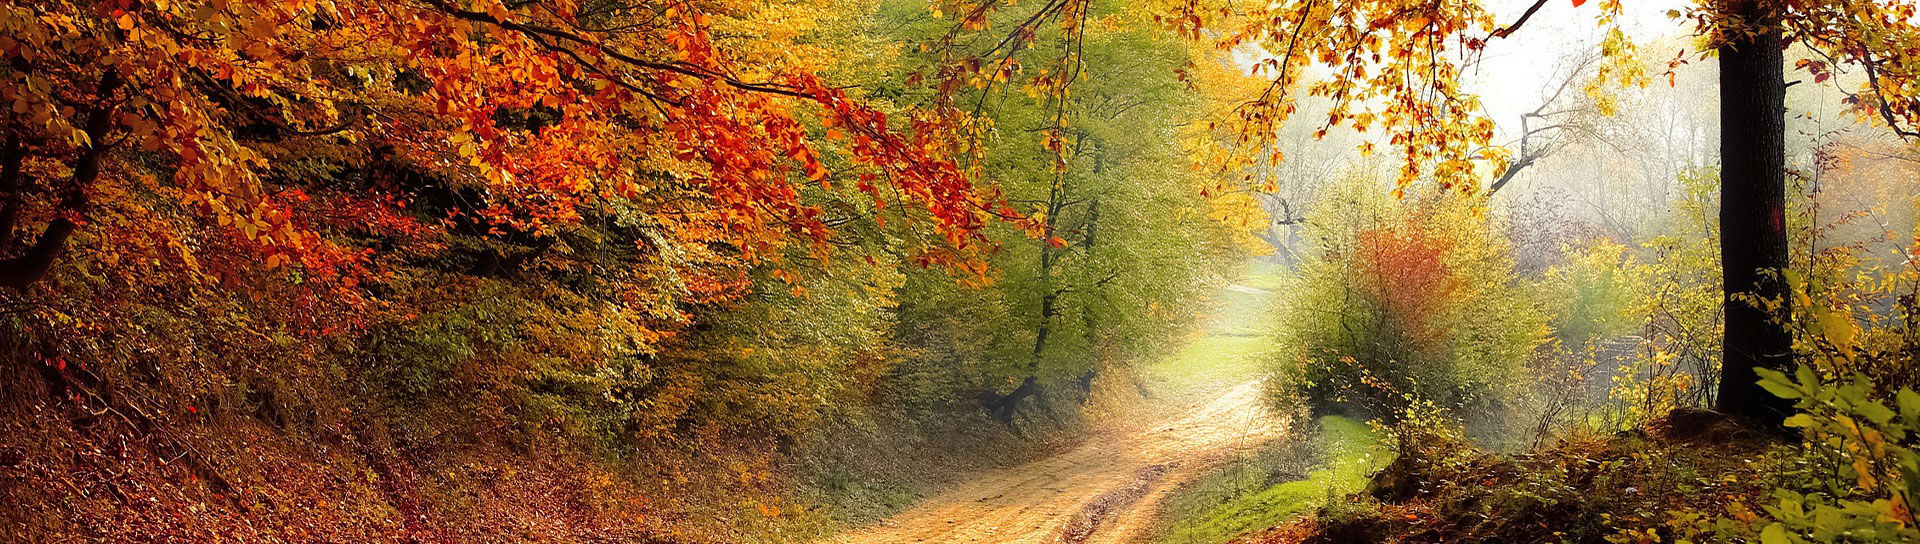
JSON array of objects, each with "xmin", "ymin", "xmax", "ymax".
[
  {"xmin": 0, "ymin": 0, "xmax": 1003, "ymax": 300},
  {"xmin": 0, "ymin": 2, "xmax": 1024, "ymax": 538},
  {"xmin": 0, "ymin": 0, "xmax": 1029, "ymax": 453}
]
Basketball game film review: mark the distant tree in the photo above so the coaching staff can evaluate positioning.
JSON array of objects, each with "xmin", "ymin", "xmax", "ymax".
[{"xmin": 1485, "ymin": 52, "xmax": 1604, "ymax": 196}]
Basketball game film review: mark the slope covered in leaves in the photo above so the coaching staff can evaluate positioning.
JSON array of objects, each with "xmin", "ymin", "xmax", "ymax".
[{"xmin": 0, "ymin": 0, "xmax": 1249, "ymax": 541}]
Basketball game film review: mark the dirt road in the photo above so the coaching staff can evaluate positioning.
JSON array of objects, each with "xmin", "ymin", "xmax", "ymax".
[{"xmin": 824, "ymin": 379, "xmax": 1287, "ymax": 544}]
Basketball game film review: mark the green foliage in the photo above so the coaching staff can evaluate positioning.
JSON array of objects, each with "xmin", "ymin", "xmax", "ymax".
[
  {"xmin": 1542, "ymin": 240, "xmax": 1640, "ymax": 344},
  {"xmin": 1708, "ymin": 367, "xmax": 1920, "ymax": 544},
  {"xmin": 877, "ymin": 0, "xmax": 1247, "ymax": 425}
]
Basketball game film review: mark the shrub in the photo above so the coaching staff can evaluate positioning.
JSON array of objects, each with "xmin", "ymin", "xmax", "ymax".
[
  {"xmin": 1275, "ymin": 182, "xmax": 1549, "ymax": 417},
  {"xmin": 1715, "ymin": 367, "xmax": 1920, "ymax": 544}
]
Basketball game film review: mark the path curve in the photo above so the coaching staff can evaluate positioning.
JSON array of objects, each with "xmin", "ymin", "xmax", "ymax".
[{"xmin": 824, "ymin": 379, "xmax": 1286, "ymax": 544}]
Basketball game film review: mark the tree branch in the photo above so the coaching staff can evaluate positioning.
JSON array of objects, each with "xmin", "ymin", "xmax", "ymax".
[
  {"xmin": 1485, "ymin": 155, "xmax": 1536, "ymax": 196},
  {"xmin": 425, "ymin": 0, "xmax": 807, "ymax": 100},
  {"xmin": 1492, "ymin": 0, "xmax": 1552, "ymax": 39}
]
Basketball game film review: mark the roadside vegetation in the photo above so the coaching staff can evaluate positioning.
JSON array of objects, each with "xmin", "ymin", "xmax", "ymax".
[{"xmin": 1152, "ymin": 416, "xmax": 1387, "ymax": 544}]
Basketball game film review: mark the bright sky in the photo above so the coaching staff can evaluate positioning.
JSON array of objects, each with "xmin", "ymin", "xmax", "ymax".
[
  {"xmin": 1224, "ymin": 0, "xmax": 1702, "ymax": 138},
  {"xmin": 1471, "ymin": 0, "xmax": 1693, "ymax": 127}
]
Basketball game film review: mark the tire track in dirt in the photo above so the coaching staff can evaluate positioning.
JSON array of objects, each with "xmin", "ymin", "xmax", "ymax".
[{"xmin": 823, "ymin": 379, "xmax": 1286, "ymax": 544}]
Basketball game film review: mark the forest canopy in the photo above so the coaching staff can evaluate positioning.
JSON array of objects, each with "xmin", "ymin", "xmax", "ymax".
[{"xmin": 2, "ymin": 0, "xmax": 1920, "ymax": 543}]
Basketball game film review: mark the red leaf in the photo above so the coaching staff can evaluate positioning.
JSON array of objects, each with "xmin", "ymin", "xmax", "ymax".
[{"xmin": 1571, "ymin": 0, "xmax": 1588, "ymax": 6}]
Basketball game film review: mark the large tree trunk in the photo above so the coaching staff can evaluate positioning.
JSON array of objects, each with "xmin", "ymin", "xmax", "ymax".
[{"xmin": 1713, "ymin": 0, "xmax": 1794, "ymax": 429}]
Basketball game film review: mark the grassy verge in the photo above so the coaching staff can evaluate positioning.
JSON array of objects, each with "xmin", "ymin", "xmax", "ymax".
[{"xmin": 1151, "ymin": 415, "xmax": 1389, "ymax": 544}]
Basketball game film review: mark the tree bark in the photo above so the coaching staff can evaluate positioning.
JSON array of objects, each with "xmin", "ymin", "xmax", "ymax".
[
  {"xmin": 1030, "ymin": 179, "xmax": 1061, "ymax": 365},
  {"xmin": 1484, "ymin": 156, "xmax": 1533, "ymax": 196},
  {"xmin": 1713, "ymin": 0, "xmax": 1794, "ymax": 429}
]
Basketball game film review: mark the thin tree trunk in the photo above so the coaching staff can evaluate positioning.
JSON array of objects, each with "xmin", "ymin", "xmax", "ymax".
[
  {"xmin": 1078, "ymin": 198, "xmax": 1101, "ymax": 397},
  {"xmin": 1031, "ymin": 180, "xmax": 1060, "ymax": 365},
  {"xmin": 997, "ymin": 137, "xmax": 1075, "ymax": 424},
  {"xmin": 1713, "ymin": 0, "xmax": 1794, "ymax": 429}
]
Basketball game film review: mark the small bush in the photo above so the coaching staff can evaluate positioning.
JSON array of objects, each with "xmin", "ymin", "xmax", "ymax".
[{"xmin": 1274, "ymin": 182, "xmax": 1549, "ymax": 417}]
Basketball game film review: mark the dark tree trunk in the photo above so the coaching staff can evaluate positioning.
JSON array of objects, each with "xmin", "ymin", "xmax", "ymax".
[
  {"xmin": 0, "ymin": 70, "xmax": 119, "ymax": 290},
  {"xmin": 988, "ymin": 376, "xmax": 1042, "ymax": 424},
  {"xmin": 1713, "ymin": 0, "xmax": 1794, "ymax": 429},
  {"xmin": 1031, "ymin": 187, "xmax": 1060, "ymax": 365}
]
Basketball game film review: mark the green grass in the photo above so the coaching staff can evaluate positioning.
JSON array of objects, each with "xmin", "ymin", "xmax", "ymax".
[
  {"xmin": 1139, "ymin": 260, "xmax": 1289, "ymax": 399},
  {"xmin": 1141, "ymin": 334, "xmax": 1275, "ymax": 401},
  {"xmin": 1151, "ymin": 415, "xmax": 1389, "ymax": 544}
]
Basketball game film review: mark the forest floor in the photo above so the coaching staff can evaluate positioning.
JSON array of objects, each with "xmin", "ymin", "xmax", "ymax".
[{"xmin": 824, "ymin": 268, "xmax": 1290, "ymax": 544}]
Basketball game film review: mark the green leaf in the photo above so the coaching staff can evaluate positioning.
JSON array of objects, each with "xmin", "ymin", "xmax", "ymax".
[
  {"xmin": 1755, "ymin": 368, "xmax": 1788, "ymax": 382},
  {"xmin": 1760, "ymin": 522, "xmax": 1790, "ymax": 544},
  {"xmin": 1758, "ymin": 368, "xmax": 1803, "ymax": 400},
  {"xmin": 1857, "ymin": 401, "xmax": 1896, "ymax": 425},
  {"xmin": 1795, "ymin": 364, "xmax": 1817, "ymax": 389},
  {"xmin": 1897, "ymin": 389, "xmax": 1919, "ymax": 425}
]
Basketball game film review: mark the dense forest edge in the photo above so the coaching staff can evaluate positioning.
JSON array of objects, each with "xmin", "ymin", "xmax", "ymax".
[{"xmin": 2, "ymin": 0, "xmax": 1919, "ymax": 543}]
